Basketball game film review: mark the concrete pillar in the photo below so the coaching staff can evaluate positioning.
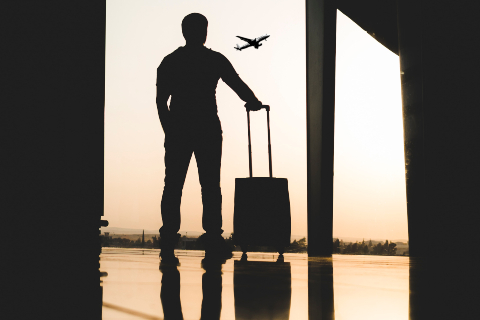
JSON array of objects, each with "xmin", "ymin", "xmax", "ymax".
[
  {"xmin": 400, "ymin": 1, "xmax": 480, "ymax": 318},
  {"xmin": 398, "ymin": 0, "xmax": 480, "ymax": 258},
  {"xmin": 306, "ymin": 0, "xmax": 337, "ymax": 256},
  {"xmin": 397, "ymin": 0, "xmax": 425, "ymax": 258}
]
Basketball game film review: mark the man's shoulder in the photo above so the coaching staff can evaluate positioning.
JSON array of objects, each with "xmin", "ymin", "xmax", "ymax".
[
  {"xmin": 158, "ymin": 46, "xmax": 231, "ymax": 71},
  {"xmin": 158, "ymin": 47, "xmax": 184, "ymax": 67},
  {"xmin": 205, "ymin": 47, "xmax": 228, "ymax": 61},
  {"xmin": 204, "ymin": 48, "xmax": 235, "ymax": 72}
]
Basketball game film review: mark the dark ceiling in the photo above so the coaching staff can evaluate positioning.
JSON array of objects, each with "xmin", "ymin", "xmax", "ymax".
[{"xmin": 337, "ymin": 0, "xmax": 398, "ymax": 55}]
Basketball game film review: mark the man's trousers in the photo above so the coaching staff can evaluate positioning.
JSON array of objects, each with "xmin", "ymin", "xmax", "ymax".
[{"xmin": 160, "ymin": 117, "xmax": 223, "ymax": 241}]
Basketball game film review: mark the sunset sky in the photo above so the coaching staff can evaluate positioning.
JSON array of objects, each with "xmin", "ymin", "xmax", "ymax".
[{"xmin": 104, "ymin": 0, "xmax": 408, "ymax": 241}]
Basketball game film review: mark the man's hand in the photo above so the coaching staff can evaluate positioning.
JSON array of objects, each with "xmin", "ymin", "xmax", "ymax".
[{"xmin": 245, "ymin": 100, "xmax": 264, "ymax": 111}]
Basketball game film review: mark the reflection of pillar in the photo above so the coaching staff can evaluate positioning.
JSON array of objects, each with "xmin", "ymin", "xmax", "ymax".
[
  {"xmin": 306, "ymin": 0, "xmax": 337, "ymax": 257},
  {"xmin": 411, "ymin": 257, "xmax": 480, "ymax": 320},
  {"xmin": 308, "ymin": 258, "xmax": 334, "ymax": 320},
  {"xmin": 408, "ymin": 258, "xmax": 428, "ymax": 320}
]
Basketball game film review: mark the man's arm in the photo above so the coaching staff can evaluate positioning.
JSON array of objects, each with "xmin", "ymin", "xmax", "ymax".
[
  {"xmin": 156, "ymin": 86, "xmax": 170, "ymax": 134},
  {"xmin": 156, "ymin": 57, "xmax": 172, "ymax": 134},
  {"xmin": 220, "ymin": 56, "xmax": 263, "ymax": 111}
]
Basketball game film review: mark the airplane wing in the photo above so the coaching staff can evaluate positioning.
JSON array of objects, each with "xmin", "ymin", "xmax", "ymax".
[
  {"xmin": 236, "ymin": 36, "xmax": 252, "ymax": 43},
  {"xmin": 256, "ymin": 35, "xmax": 269, "ymax": 42},
  {"xmin": 235, "ymin": 43, "xmax": 252, "ymax": 50}
]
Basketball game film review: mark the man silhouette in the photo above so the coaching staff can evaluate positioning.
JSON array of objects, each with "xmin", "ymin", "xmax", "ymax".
[{"xmin": 157, "ymin": 13, "xmax": 263, "ymax": 264}]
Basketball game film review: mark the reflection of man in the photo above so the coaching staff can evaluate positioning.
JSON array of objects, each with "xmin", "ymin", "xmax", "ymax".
[
  {"xmin": 157, "ymin": 13, "xmax": 264, "ymax": 264},
  {"xmin": 159, "ymin": 260, "xmax": 223, "ymax": 320},
  {"xmin": 159, "ymin": 265, "xmax": 183, "ymax": 319}
]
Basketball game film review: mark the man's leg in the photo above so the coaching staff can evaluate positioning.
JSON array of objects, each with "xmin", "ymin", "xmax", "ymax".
[
  {"xmin": 194, "ymin": 121, "xmax": 232, "ymax": 259},
  {"xmin": 160, "ymin": 133, "xmax": 192, "ymax": 261},
  {"xmin": 195, "ymin": 128, "xmax": 223, "ymax": 236}
]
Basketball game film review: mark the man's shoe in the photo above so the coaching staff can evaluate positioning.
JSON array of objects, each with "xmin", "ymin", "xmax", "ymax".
[
  {"xmin": 201, "ymin": 257, "xmax": 225, "ymax": 270},
  {"xmin": 203, "ymin": 234, "xmax": 233, "ymax": 261},
  {"xmin": 160, "ymin": 251, "xmax": 180, "ymax": 267},
  {"xmin": 159, "ymin": 233, "xmax": 181, "ymax": 266},
  {"xmin": 205, "ymin": 247, "xmax": 233, "ymax": 260}
]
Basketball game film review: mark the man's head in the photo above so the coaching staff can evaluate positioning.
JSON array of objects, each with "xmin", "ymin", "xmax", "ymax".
[{"xmin": 182, "ymin": 13, "xmax": 208, "ymax": 45}]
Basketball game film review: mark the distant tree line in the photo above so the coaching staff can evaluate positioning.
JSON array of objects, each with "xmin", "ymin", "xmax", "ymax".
[
  {"xmin": 101, "ymin": 234, "xmax": 403, "ymax": 256},
  {"xmin": 100, "ymin": 234, "xmax": 159, "ymax": 249},
  {"xmin": 332, "ymin": 239, "xmax": 399, "ymax": 255},
  {"xmin": 286, "ymin": 237, "xmax": 307, "ymax": 253}
]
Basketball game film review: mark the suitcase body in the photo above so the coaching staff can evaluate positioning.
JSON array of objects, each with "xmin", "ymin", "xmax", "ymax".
[
  {"xmin": 233, "ymin": 106, "xmax": 291, "ymax": 254},
  {"xmin": 234, "ymin": 177, "xmax": 291, "ymax": 251}
]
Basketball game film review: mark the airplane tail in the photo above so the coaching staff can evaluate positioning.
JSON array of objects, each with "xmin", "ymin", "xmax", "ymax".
[{"xmin": 234, "ymin": 44, "xmax": 241, "ymax": 51}]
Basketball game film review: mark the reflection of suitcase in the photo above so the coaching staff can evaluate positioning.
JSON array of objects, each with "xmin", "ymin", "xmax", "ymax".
[
  {"xmin": 233, "ymin": 106, "xmax": 291, "ymax": 255},
  {"xmin": 234, "ymin": 260, "xmax": 291, "ymax": 320}
]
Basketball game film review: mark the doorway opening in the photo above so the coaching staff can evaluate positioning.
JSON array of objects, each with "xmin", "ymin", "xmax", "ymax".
[{"xmin": 333, "ymin": 11, "xmax": 408, "ymax": 251}]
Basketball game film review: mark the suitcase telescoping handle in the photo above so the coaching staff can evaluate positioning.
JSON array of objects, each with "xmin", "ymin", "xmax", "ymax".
[{"xmin": 246, "ymin": 105, "xmax": 272, "ymax": 178}]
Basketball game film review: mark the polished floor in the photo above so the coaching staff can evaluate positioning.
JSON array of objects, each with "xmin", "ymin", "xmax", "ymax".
[{"xmin": 100, "ymin": 248, "xmax": 409, "ymax": 319}]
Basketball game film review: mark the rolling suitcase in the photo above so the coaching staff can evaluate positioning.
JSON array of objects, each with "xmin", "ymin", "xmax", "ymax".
[{"xmin": 233, "ymin": 106, "xmax": 291, "ymax": 256}]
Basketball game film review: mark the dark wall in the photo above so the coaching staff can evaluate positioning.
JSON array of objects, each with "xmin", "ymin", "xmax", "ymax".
[{"xmin": 5, "ymin": 2, "xmax": 105, "ymax": 318}]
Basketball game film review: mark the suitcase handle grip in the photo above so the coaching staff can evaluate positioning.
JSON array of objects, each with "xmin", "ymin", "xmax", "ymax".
[{"xmin": 247, "ymin": 106, "xmax": 273, "ymax": 178}]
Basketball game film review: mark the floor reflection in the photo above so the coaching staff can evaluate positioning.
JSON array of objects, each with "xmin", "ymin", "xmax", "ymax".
[
  {"xmin": 101, "ymin": 250, "xmax": 418, "ymax": 319},
  {"xmin": 27, "ymin": 249, "xmax": 480, "ymax": 319},
  {"xmin": 234, "ymin": 258, "xmax": 292, "ymax": 320}
]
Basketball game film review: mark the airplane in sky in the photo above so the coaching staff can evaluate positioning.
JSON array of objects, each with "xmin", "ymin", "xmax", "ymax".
[{"xmin": 234, "ymin": 34, "xmax": 270, "ymax": 51}]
